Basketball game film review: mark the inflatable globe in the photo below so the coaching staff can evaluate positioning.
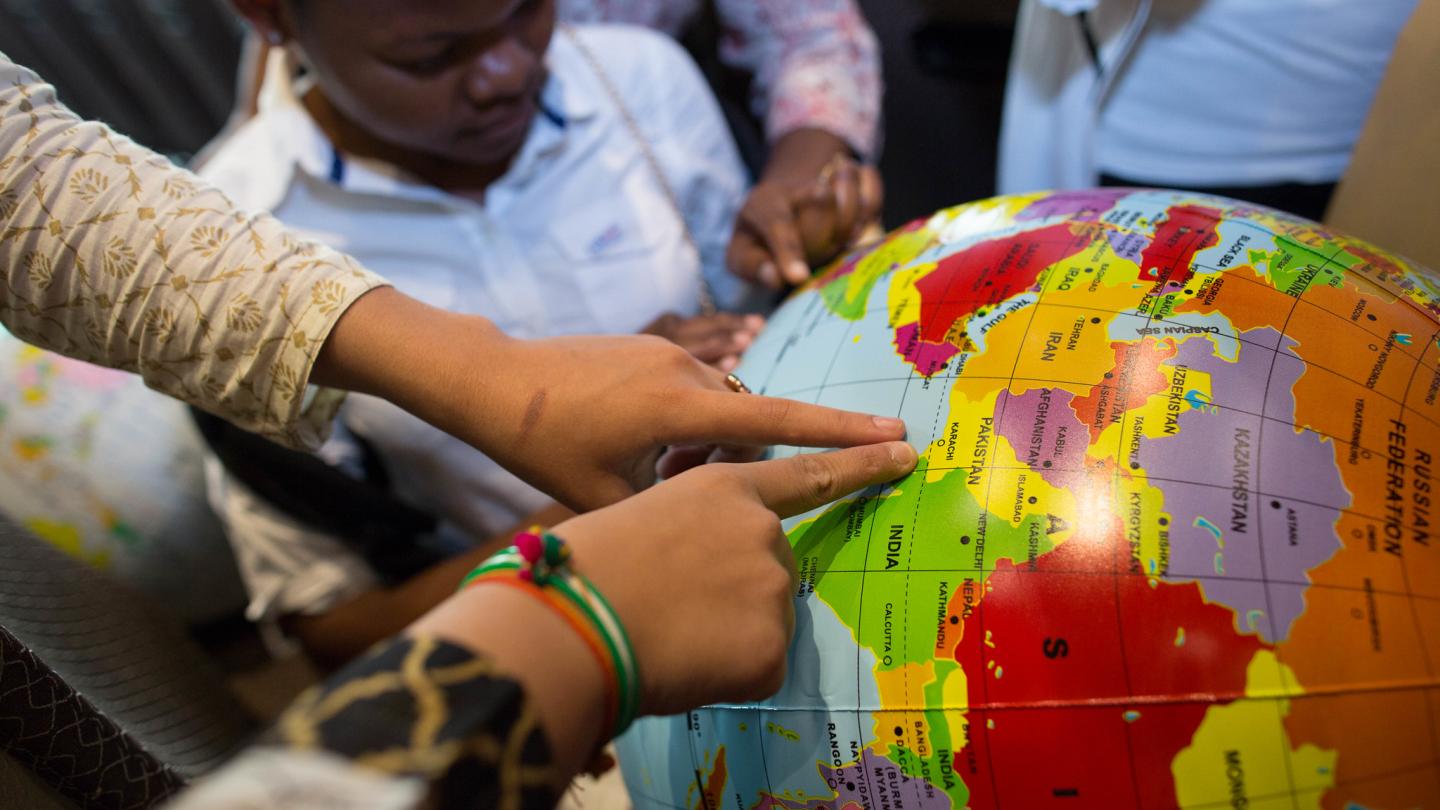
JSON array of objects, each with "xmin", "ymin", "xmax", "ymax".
[
  {"xmin": 620, "ymin": 189, "xmax": 1440, "ymax": 809},
  {"xmin": 0, "ymin": 330, "xmax": 245, "ymax": 623}
]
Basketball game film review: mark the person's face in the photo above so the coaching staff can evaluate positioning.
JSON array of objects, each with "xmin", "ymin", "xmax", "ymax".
[{"xmin": 284, "ymin": 0, "xmax": 555, "ymax": 169}]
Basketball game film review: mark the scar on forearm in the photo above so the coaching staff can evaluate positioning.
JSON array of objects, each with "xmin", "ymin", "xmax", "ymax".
[{"xmin": 518, "ymin": 388, "xmax": 547, "ymax": 442}]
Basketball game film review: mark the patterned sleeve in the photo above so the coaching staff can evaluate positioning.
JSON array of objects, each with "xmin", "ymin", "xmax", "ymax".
[
  {"xmin": 714, "ymin": 0, "xmax": 883, "ymax": 159},
  {"xmin": 167, "ymin": 635, "xmax": 558, "ymax": 810},
  {"xmin": 0, "ymin": 55, "xmax": 389, "ymax": 450}
]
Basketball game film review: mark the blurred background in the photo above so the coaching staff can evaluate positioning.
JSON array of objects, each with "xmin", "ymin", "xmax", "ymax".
[{"xmin": 0, "ymin": 0, "xmax": 1020, "ymax": 225}]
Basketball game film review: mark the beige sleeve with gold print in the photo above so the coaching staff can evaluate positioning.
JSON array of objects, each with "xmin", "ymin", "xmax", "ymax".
[{"xmin": 0, "ymin": 55, "xmax": 388, "ymax": 450}]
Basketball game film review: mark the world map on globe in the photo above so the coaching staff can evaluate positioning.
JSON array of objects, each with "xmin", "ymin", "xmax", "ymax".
[{"xmin": 618, "ymin": 189, "xmax": 1440, "ymax": 809}]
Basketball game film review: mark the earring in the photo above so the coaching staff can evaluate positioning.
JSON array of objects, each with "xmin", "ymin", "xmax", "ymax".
[{"xmin": 266, "ymin": 31, "xmax": 283, "ymax": 45}]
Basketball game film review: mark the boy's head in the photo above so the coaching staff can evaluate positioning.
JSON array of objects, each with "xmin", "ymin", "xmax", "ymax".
[{"xmin": 235, "ymin": 0, "xmax": 555, "ymax": 172}]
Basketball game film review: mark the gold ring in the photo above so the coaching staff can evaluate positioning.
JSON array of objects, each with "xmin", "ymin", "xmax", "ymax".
[{"xmin": 724, "ymin": 373, "xmax": 752, "ymax": 394}]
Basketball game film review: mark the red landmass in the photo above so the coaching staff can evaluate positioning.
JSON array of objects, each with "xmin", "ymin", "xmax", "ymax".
[
  {"xmin": 697, "ymin": 746, "xmax": 727, "ymax": 810},
  {"xmin": 1070, "ymin": 337, "xmax": 1178, "ymax": 442},
  {"xmin": 913, "ymin": 223, "xmax": 1090, "ymax": 345},
  {"xmin": 1137, "ymin": 205, "xmax": 1222, "ymax": 288},
  {"xmin": 953, "ymin": 532, "xmax": 1268, "ymax": 808}
]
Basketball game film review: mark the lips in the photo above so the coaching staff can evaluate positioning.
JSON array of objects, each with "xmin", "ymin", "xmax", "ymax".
[{"xmin": 457, "ymin": 89, "xmax": 541, "ymax": 149}]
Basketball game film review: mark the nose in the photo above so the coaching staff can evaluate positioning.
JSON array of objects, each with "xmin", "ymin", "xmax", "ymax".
[{"xmin": 463, "ymin": 37, "xmax": 537, "ymax": 106}]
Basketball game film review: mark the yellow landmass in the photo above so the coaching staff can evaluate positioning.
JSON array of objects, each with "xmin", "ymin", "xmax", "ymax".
[
  {"xmin": 1174, "ymin": 651, "xmax": 1334, "ymax": 809},
  {"xmin": 885, "ymin": 260, "xmax": 938, "ymax": 333},
  {"xmin": 1093, "ymin": 362, "xmax": 1216, "ymax": 449},
  {"xmin": 927, "ymin": 387, "xmax": 1002, "ymax": 484},
  {"xmin": 1111, "ymin": 474, "xmax": 1172, "ymax": 579},
  {"xmin": 871, "ymin": 661, "xmax": 936, "ymax": 755},
  {"xmin": 1008, "ymin": 302, "xmax": 1122, "ymax": 396},
  {"xmin": 984, "ymin": 433, "xmax": 1079, "ymax": 543}
]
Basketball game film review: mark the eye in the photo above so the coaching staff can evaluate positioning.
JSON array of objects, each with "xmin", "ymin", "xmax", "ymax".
[{"xmin": 389, "ymin": 44, "xmax": 459, "ymax": 75}]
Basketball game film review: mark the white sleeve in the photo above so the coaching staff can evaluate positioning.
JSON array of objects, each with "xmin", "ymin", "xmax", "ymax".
[{"xmin": 203, "ymin": 455, "xmax": 378, "ymax": 625}]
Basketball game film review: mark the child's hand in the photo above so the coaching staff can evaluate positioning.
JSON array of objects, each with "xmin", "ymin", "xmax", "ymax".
[{"xmin": 641, "ymin": 312, "xmax": 765, "ymax": 372}]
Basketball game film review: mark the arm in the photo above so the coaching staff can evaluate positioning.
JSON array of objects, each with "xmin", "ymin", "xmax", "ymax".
[
  {"xmin": 312, "ymin": 286, "xmax": 907, "ymax": 511},
  {"xmin": 0, "ymin": 55, "xmax": 386, "ymax": 449},
  {"xmin": 288, "ymin": 502, "xmax": 575, "ymax": 670},
  {"xmin": 711, "ymin": 1, "xmax": 886, "ymax": 287},
  {"xmin": 3, "ymin": 54, "xmax": 906, "ymax": 513},
  {"xmin": 173, "ymin": 441, "xmax": 918, "ymax": 809},
  {"xmin": 714, "ymin": 0, "xmax": 883, "ymax": 161}
]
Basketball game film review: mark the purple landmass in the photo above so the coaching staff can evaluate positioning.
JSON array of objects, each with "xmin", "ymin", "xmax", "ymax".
[
  {"xmin": 895, "ymin": 322, "xmax": 961, "ymax": 377},
  {"xmin": 755, "ymin": 747, "xmax": 953, "ymax": 810},
  {"xmin": 1132, "ymin": 329, "xmax": 1345, "ymax": 642},
  {"xmin": 1107, "ymin": 230, "xmax": 1150, "ymax": 264},
  {"xmin": 1016, "ymin": 189, "xmax": 1129, "ymax": 222},
  {"xmin": 995, "ymin": 387, "xmax": 1089, "ymax": 489},
  {"xmin": 1171, "ymin": 332, "xmax": 1270, "ymax": 414}
]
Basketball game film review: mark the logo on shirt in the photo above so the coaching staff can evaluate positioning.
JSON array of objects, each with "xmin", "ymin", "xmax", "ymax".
[{"xmin": 586, "ymin": 223, "xmax": 624, "ymax": 256}]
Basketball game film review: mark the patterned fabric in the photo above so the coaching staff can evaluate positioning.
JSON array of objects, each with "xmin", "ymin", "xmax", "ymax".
[
  {"xmin": 557, "ymin": 0, "xmax": 883, "ymax": 158},
  {"xmin": 0, "ymin": 54, "xmax": 388, "ymax": 451},
  {"xmin": 206, "ymin": 635, "xmax": 552, "ymax": 810},
  {"xmin": 0, "ymin": 625, "xmax": 185, "ymax": 809}
]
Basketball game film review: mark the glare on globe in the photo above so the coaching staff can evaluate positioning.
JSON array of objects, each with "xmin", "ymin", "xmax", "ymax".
[{"xmin": 619, "ymin": 189, "xmax": 1440, "ymax": 809}]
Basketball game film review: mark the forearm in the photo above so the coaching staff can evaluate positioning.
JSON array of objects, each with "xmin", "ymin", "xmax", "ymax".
[
  {"xmin": 406, "ymin": 588, "xmax": 607, "ymax": 784},
  {"xmin": 312, "ymin": 287, "xmax": 510, "ymax": 443},
  {"xmin": 290, "ymin": 503, "xmax": 573, "ymax": 669},
  {"xmin": 174, "ymin": 631, "xmax": 580, "ymax": 809}
]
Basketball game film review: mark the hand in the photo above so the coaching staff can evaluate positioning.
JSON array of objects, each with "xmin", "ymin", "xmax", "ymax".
[
  {"xmin": 727, "ymin": 129, "xmax": 884, "ymax": 289},
  {"xmin": 563, "ymin": 441, "xmax": 918, "ymax": 715},
  {"xmin": 408, "ymin": 440, "xmax": 918, "ymax": 783},
  {"xmin": 641, "ymin": 311, "xmax": 765, "ymax": 371},
  {"xmin": 314, "ymin": 288, "xmax": 909, "ymax": 513}
]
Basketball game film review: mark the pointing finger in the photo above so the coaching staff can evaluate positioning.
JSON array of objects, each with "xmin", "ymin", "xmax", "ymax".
[{"xmin": 736, "ymin": 443, "xmax": 917, "ymax": 518}]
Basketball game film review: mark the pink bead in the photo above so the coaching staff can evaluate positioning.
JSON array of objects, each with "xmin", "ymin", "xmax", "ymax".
[{"xmin": 514, "ymin": 532, "xmax": 544, "ymax": 564}]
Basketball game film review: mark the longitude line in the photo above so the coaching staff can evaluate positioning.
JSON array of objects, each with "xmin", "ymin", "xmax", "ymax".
[{"xmin": 1252, "ymin": 246, "xmax": 1352, "ymax": 809}]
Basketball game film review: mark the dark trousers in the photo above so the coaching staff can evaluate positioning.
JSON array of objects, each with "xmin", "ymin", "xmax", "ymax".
[{"xmin": 1099, "ymin": 173, "xmax": 1337, "ymax": 223}]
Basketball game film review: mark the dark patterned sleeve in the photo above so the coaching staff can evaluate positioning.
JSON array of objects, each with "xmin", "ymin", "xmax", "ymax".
[{"xmin": 168, "ymin": 636, "xmax": 559, "ymax": 810}]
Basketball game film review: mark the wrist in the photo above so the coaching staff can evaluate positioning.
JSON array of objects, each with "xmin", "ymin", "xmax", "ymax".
[
  {"xmin": 407, "ymin": 582, "xmax": 607, "ymax": 786},
  {"xmin": 314, "ymin": 286, "xmax": 515, "ymax": 448},
  {"xmin": 762, "ymin": 127, "xmax": 854, "ymax": 188}
]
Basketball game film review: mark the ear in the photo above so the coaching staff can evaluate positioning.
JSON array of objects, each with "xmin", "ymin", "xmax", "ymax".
[{"xmin": 231, "ymin": 0, "xmax": 291, "ymax": 45}]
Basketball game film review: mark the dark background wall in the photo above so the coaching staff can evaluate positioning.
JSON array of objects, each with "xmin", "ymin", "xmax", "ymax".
[{"xmin": 0, "ymin": 0, "xmax": 244, "ymax": 160}]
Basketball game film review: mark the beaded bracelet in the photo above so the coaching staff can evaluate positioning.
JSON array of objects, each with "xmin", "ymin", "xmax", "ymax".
[{"xmin": 460, "ymin": 530, "xmax": 640, "ymax": 739}]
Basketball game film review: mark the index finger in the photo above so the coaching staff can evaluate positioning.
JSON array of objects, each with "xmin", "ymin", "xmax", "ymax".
[
  {"xmin": 738, "ymin": 443, "xmax": 918, "ymax": 518},
  {"xmin": 663, "ymin": 389, "xmax": 908, "ymax": 449}
]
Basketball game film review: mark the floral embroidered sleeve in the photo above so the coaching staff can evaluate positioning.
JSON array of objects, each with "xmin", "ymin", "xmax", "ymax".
[
  {"xmin": 714, "ymin": 0, "xmax": 883, "ymax": 159},
  {"xmin": 167, "ymin": 636, "xmax": 558, "ymax": 810},
  {"xmin": 0, "ymin": 55, "xmax": 388, "ymax": 450},
  {"xmin": 556, "ymin": 0, "xmax": 882, "ymax": 160}
]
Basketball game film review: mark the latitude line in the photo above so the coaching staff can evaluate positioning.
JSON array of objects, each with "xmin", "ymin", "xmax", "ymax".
[
  {"xmin": 898, "ymin": 464, "xmax": 1440, "ymax": 542},
  {"xmin": 729, "ymin": 679, "xmax": 1440, "ymax": 713}
]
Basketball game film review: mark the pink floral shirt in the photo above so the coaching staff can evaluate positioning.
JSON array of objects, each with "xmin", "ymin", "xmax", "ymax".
[{"xmin": 559, "ymin": 0, "xmax": 882, "ymax": 159}]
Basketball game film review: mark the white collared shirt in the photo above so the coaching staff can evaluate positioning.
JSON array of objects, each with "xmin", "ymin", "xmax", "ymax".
[{"xmin": 199, "ymin": 25, "xmax": 752, "ymax": 622}]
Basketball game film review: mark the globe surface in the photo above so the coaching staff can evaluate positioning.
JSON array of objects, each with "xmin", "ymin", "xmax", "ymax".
[
  {"xmin": 0, "ymin": 331, "xmax": 244, "ymax": 623},
  {"xmin": 619, "ymin": 189, "xmax": 1440, "ymax": 809}
]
